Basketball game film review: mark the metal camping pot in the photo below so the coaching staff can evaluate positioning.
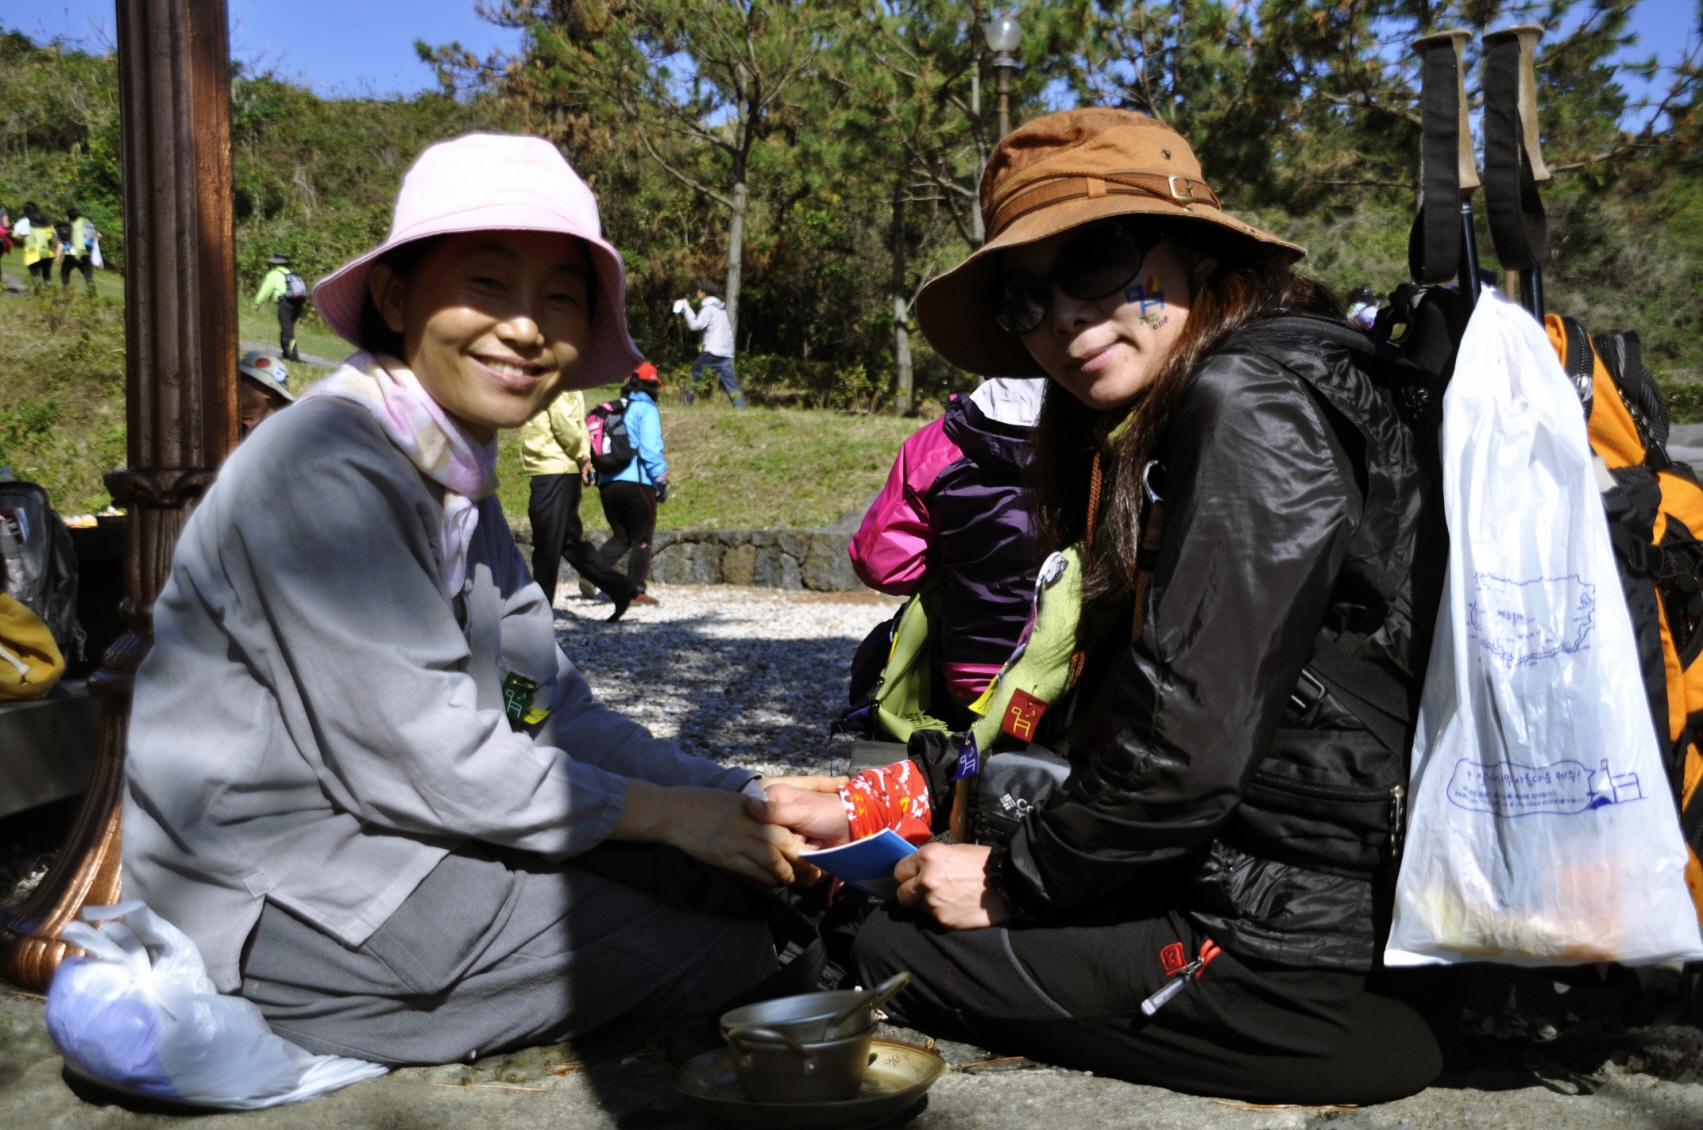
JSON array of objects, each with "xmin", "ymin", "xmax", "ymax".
[
  {"xmin": 722, "ymin": 1024, "xmax": 876, "ymax": 1104},
  {"xmin": 718, "ymin": 972, "xmax": 911, "ymax": 1045}
]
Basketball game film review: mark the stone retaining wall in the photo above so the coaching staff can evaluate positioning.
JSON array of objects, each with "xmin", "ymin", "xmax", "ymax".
[{"xmin": 508, "ymin": 520, "xmax": 863, "ymax": 592}]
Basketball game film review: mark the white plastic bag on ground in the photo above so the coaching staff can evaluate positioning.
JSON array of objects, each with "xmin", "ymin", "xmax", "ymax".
[
  {"xmin": 1386, "ymin": 286, "xmax": 1703, "ymax": 967},
  {"xmin": 45, "ymin": 901, "xmax": 386, "ymax": 1109}
]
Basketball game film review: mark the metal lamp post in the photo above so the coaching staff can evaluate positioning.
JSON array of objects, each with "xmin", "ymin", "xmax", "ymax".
[{"xmin": 983, "ymin": 15, "xmax": 1020, "ymax": 140}]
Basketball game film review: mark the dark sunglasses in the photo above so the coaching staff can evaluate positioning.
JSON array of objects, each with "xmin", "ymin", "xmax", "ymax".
[{"xmin": 994, "ymin": 221, "xmax": 1169, "ymax": 336}]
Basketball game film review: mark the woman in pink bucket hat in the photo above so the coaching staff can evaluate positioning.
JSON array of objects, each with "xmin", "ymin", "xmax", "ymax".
[{"xmin": 121, "ymin": 133, "xmax": 816, "ymax": 1066}]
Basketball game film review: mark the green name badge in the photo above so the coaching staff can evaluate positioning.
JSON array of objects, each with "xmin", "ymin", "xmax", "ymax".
[{"xmin": 501, "ymin": 672, "xmax": 540, "ymax": 726}]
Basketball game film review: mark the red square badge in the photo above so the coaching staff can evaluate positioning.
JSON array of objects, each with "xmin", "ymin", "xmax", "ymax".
[
  {"xmin": 1159, "ymin": 942, "xmax": 1187, "ymax": 977},
  {"xmin": 1002, "ymin": 688, "xmax": 1048, "ymax": 742}
]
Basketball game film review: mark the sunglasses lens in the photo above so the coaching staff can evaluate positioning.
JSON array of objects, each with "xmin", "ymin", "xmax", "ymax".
[
  {"xmin": 1057, "ymin": 225, "xmax": 1152, "ymax": 301},
  {"xmin": 996, "ymin": 272, "xmax": 1051, "ymax": 335}
]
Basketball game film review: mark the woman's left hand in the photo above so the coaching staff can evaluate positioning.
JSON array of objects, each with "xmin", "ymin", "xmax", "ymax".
[{"xmin": 895, "ymin": 842, "xmax": 1010, "ymax": 929}]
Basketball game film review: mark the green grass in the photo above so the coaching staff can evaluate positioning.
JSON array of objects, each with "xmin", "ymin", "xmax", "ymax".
[
  {"xmin": 0, "ymin": 281, "xmax": 127, "ymax": 514},
  {"xmin": 496, "ymin": 393, "xmax": 922, "ymax": 528}
]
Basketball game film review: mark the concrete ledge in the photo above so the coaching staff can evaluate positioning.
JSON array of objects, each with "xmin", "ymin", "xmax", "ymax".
[
  {"xmin": 0, "ymin": 681, "xmax": 99, "ymax": 819},
  {"xmin": 509, "ymin": 521, "xmax": 864, "ymax": 592}
]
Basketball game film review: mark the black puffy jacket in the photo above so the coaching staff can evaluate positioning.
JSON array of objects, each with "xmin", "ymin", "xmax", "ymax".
[{"xmin": 999, "ymin": 322, "xmax": 1430, "ymax": 971}]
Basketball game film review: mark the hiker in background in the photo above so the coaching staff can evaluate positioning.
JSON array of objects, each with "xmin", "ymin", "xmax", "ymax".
[
  {"xmin": 674, "ymin": 282, "xmax": 746, "ymax": 408},
  {"xmin": 253, "ymin": 253, "xmax": 307, "ymax": 361},
  {"xmin": 20, "ymin": 202, "xmax": 55, "ymax": 287},
  {"xmin": 595, "ymin": 365, "xmax": 668, "ymax": 605},
  {"xmin": 236, "ymin": 350, "xmax": 295, "ymax": 440},
  {"xmin": 0, "ymin": 205, "xmax": 12, "ymax": 261},
  {"xmin": 521, "ymin": 378, "xmax": 640, "ymax": 620},
  {"xmin": 59, "ymin": 207, "xmax": 96, "ymax": 293},
  {"xmin": 1346, "ymin": 285, "xmax": 1378, "ymax": 330},
  {"xmin": 849, "ymin": 376, "xmax": 1046, "ymax": 727},
  {"xmin": 762, "ymin": 108, "xmax": 1462, "ymax": 1108},
  {"xmin": 124, "ymin": 133, "xmax": 798, "ymax": 1070}
]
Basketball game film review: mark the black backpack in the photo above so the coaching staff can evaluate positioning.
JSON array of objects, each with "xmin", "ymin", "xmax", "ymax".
[
  {"xmin": 0, "ymin": 480, "xmax": 85, "ymax": 662},
  {"xmin": 585, "ymin": 397, "xmax": 637, "ymax": 475}
]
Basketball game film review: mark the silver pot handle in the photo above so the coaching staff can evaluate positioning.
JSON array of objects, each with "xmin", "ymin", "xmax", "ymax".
[{"xmin": 724, "ymin": 1025, "xmax": 816, "ymax": 1064}]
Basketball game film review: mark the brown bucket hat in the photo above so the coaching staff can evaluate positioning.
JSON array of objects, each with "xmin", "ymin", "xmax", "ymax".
[{"xmin": 916, "ymin": 108, "xmax": 1305, "ymax": 377}]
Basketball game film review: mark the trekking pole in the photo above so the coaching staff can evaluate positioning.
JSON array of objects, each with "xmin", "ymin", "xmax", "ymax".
[
  {"xmin": 1481, "ymin": 25, "xmax": 1552, "ymax": 320},
  {"xmin": 1411, "ymin": 30, "xmax": 1482, "ymax": 310}
]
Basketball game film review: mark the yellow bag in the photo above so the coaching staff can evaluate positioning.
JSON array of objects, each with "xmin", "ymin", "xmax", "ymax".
[{"xmin": 0, "ymin": 592, "xmax": 65, "ymax": 700}]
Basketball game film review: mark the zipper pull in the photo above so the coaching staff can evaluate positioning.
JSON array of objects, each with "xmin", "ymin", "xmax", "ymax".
[
  {"xmin": 1388, "ymin": 784, "xmax": 1407, "ymax": 864},
  {"xmin": 1141, "ymin": 939, "xmax": 1221, "ymax": 1017},
  {"xmin": 1141, "ymin": 954, "xmax": 1206, "ymax": 1016}
]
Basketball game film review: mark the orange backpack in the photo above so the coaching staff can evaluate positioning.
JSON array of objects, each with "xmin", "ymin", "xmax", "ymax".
[{"xmin": 1549, "ymin": 314, "xmax": 1703, "ymax": 926}]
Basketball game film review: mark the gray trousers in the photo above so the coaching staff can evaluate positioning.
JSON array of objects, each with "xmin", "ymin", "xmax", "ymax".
[{"xmin": 239, "ymin": 844, "xmax": 777, "ymax": 1065}]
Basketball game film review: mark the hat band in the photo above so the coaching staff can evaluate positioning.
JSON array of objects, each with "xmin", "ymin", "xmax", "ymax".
[{"xmin": 987, "ymin": 172, "xmax": 1223, "ymax": 240}]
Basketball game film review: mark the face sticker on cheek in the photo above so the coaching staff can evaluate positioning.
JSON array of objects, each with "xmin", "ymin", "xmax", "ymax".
[{"xmin": 1125, "ymin": 275, "xmax": 1167, "ymax": 325}]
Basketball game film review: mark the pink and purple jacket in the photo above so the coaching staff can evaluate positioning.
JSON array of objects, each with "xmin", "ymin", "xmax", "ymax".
[{"xmin": 848, "ymin": 379, "xmax": 1046, "ymax": 703}]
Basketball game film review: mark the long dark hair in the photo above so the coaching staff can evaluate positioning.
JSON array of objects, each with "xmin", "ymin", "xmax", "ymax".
[{"xmin": 1025, "ymin": 226, "xmax": 1340, "ymax": 606}]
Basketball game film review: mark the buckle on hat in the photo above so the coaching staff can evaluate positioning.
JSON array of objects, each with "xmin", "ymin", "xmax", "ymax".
[{"xmin": 1167, "ymin": 175, "xmax": 1197, "ymax": 205}]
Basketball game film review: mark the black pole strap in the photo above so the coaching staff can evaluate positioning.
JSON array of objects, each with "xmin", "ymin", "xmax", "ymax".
[{"xmin": 1408, "ymin": 42, "xmax": 1465, "ymax": 286}]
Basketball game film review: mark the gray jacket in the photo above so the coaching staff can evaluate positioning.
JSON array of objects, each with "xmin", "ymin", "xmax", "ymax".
[{"xmin": 124, "ymin": 397, "xmax": 755, "ymax": 991}]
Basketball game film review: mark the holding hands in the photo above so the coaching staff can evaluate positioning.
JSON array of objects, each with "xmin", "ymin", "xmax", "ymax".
[{"xmin": 758, "ymin": 772, "xmax": 1010, "ymax": 930}]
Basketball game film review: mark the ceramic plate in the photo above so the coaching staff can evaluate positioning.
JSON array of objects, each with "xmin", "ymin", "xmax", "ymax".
[{"xmin": 673, "ymin": 1038, "xmax": 945, "ymax": 1130}]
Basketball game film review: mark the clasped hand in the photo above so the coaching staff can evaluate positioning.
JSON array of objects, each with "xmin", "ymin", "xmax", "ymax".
[{"xmin": 758, "ymin": 777, "xmax": 1010, "ymax": 929}]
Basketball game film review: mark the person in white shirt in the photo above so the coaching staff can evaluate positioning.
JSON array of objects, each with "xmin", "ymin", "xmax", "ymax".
[{"xmin": 675, "ymin": 282, "xmax": 746, "ymax": 408}]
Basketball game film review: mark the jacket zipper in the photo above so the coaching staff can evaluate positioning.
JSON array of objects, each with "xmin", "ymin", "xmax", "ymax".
[{"xmin": 1248, "ymin": 769, "xmax": 1396, "ymax": 804}]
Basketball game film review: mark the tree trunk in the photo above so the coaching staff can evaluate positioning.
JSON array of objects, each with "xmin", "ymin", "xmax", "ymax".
[
  {"xmin": 2, "ymin": 0, "xmax": 237, "ymax": 991},
  {"xmin": 891, "ymin": 178, "xmax": 913, "ymax": 416},
  {"xmin": 724, "ymin": 159, "xmax": 748, "ymax": 344}
]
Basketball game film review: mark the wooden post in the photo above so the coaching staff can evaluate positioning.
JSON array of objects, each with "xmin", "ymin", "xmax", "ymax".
[{"xmin": 2, "ymin": 0, "xmax": 236, "ymax": 992}]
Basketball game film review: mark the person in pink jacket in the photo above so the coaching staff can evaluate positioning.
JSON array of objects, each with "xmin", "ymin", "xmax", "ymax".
[{"xmin": 848, "ymin": 378, "xmax": 1046, "ymax": 722}]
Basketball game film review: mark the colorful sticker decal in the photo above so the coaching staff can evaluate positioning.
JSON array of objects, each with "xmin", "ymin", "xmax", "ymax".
[
  {"xmin": 1125, "ymin": 276, "xmax": 1167, "ymax": 325},
  {"xmin": 1002, "ymin": 688, "xmax": 1048, "ymax": 742}
]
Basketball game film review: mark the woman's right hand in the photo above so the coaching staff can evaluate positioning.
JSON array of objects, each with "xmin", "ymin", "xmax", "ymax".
[
  {"xmin": 760, "ymin": 779, "xmax": 853, "ymax": 849},
  {"xmin": 614, "ymin": 780, "xmax": 802, "ymax": 886}
]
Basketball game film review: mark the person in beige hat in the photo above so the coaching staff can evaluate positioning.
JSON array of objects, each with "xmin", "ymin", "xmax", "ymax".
[
  {"xmin": 124, "ymin": 133, "xmax": 814, "ymax": 1068},
  {"xmin": 765, "ymin": 109, "xmax": 1459, "ymax": 1105}
]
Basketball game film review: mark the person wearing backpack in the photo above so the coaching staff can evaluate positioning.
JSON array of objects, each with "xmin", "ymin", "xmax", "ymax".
[
  {"xmin": 521, "ymin": 381, "xmax": 640, "ymax": 619},
  {"xmin": 59, "ymin": 207, "xmax": 97, "ymax": 293},
  {"xmin": 760, "ymin": 109, "xmax": 1461, "ymax": 1107},
  {"xmin": 19, "ymin": 202, "xmax": 55, "ymax": 287},
  {"xmin": 594, "ymin": 365, "xmax": 669, "ymax": 603},
  {"xmin": 253, "ymin": 253, "xmax": 308, "ymax": 361}
]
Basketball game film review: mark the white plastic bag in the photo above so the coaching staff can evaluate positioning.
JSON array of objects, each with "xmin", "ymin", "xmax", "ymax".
[
  {"xmin": 1386, "ymin": 287, "xmax": 1703, "ymax": 967},
  {"xmin": 45, "ymin": 901, "xmax": 386, "ymax": 1109}
]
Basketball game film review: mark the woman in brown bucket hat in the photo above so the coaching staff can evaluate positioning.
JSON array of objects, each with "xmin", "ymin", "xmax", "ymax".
[{"xmin": 768, "ymin": 108, "xmax": 1462, "ymax": 1104}]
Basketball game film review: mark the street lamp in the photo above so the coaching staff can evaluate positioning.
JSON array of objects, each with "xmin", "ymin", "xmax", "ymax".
[{"xmin": 983, "ymin": 14, "xmax": 1020, "ymax": 140}]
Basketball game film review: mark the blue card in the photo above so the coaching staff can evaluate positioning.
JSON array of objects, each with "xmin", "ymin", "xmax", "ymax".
[{"xmin": 799, "ymin": 829, "xmax": 918, "ymax": 900}]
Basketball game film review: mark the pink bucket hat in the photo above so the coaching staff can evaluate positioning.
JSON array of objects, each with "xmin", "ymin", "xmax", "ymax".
[{"xmin": 312, "ymin": 133, "xmax": 642, "ymax": 389}]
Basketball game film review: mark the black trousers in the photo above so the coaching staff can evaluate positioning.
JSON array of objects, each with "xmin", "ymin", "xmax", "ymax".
[
  {"xmin": 854, "ymin": 902, "xmax": 1466, "ymax": 1107},
  {"xmin": 60, "ymin": 254, "xmax": 93, "ymax": 289},
  {"xmin": 278, "ymin": 298, "xmax": 302, "ymax": 359},
  {"xmin": 598, "ymin": 480, "xmax": 657, "ymax": 591},
  {"xmin": 527, "ymin": 473, "xmax": 636, "ymax": 605},
  {"xmin": 28, "ymin": 260, "xmax": 51, "ymax": 283}
]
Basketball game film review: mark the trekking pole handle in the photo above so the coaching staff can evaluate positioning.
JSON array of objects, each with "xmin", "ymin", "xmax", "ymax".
[
  {"xmin": 1411, "ymin": 29, "xmax": 1480, "ymax": 193},
  {"xmin": 1481, "ymin": 24, "xmax": 1552, "ymax": 184}
]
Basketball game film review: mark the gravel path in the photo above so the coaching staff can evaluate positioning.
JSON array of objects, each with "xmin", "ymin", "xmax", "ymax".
[{"xmin": 552, "ymin": 582, "xmax": 902, "ymax": 779}]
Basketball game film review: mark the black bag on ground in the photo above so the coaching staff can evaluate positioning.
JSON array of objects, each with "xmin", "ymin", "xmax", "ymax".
[{"xmin": 0, "ymin": 480, "xmax": 84, "ymax": 662}]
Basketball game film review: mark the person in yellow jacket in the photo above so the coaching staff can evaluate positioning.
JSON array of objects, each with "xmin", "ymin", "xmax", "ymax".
[
  {"xmin": 19, "ymin": 202, "xmax": 56, "ymax": 287},
  {"xmin": 521, "ymin": 386, "xmax": 640, "ymax": 620}
]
